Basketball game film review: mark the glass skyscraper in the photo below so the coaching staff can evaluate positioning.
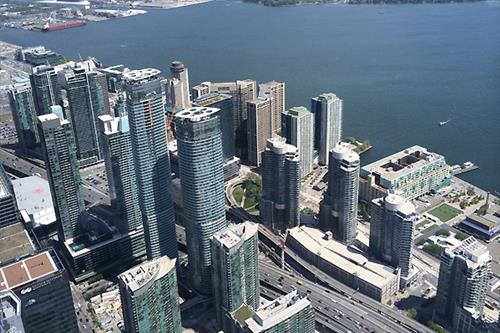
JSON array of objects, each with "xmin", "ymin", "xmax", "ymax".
[
  {"xmin": 38, "ymin": 107, "xmax": 85, "ymax": 241},
  {"xmin": 30, "ymin": 65, "xmax": 61, "ymax": 116},
  {"xmin": 175, "ymin": 107, "xmax": 227, "ymax": 294},
  {"xmin": 124, "ymin": 68, "xmax": 177, "ymax": 260},
  {"xmin": 0, "ymin": 164, "xmax": 19, "ymax": 228},
  {"xmin": 8, "ymin": 81, "xmax": 40, "ymax": 150}
]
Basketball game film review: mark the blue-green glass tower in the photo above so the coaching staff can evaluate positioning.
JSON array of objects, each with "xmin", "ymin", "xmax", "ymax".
[
  {"xmin": 175, "ymin": 107, "xmax": 227, "ymax": 294},
  {"xmin": 124, "ymin": 68, "xmax": 177, "ymax": 260},
  {"xmin": 8, "ymin": 82, "xmax": 40, "ymax": 151}
]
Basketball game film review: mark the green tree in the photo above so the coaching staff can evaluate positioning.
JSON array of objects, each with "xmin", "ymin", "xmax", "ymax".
[
  {"xmin": 466, "ymin": 186, "xmax": 475, "ymax": 196},
  {"xmin": 434, "ymin": 229, "xmax": 450, "ymax": 237},
  {"xmin": 406, "ymin": 308, "xmax": 417, "ymax": 320}
]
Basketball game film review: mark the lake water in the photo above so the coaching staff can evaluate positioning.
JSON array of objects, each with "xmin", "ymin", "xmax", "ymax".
[{"xmin": 1, "ymin": 0, "xmax": 499, "ymax": 192}]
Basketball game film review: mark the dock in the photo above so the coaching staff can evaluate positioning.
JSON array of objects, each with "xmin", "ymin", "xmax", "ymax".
[{"xmin": 453, "ymin": 165, "xmax": 479, "ymax": 176}]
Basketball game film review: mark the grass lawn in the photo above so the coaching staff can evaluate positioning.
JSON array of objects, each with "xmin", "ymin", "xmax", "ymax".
[
  {"xmin": 428, "ymin": 204, "xmax": 462, "ymax": 222},
  {"xmin": 243, "ymin": 195, "xmax": 257, "ymax": 209},
  {"xmin": 416, "ymin": 219, "xmax": 432, "ymax": 230},
  {"xmin": 233, "ymin": 185, "xmax": 243, "ymax": 205}
]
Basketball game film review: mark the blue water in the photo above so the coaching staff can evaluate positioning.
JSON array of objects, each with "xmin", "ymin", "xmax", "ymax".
[{"xmin": 1, "ymin": 1, "xmax": 499, "ymax": 192}]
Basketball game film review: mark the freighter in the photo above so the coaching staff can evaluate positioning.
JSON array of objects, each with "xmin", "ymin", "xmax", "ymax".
[{"xmin": 42, "ymin": 21, "xmax": 86, "ymax": 32}]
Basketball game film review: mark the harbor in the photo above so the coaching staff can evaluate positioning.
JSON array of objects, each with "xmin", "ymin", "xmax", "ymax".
[{"xmin": 451, "ymin": 161, "xmax": 479, "ymax": 176}]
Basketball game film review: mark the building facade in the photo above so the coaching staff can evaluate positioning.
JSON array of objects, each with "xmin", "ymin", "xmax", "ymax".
[
  {"xmin": 30, "ymin": 65, "xmax": 61, "ymax": 116},
  {"xmin": 435, "ymin": 237, "xmax": 491, "ymax": 332},
  {"xmin": 260, "ymin": 137, "xmax": 300, "ymax": 234},
  {"xmin": 211, "ymin": 222, "xmax": 260, "ymax": 332},
  {"xmin": 119, "ymin": 257, "xmax": 181, "ymax": 333},
  {"xmin": 258, "ymin": 81, "xmax": 285, "ymax": 135},
  {"xmin": 99, "ymin": 114, "xmax": 143, "ymax": 234},
  {"xmin": 8, "ymin": 82, "xmax": 40, "ymax": 150},
  {"xmin": 319, "ymin": 144, "xmax": 360, "ymax": 243},
  {"xmin": 38, "ymin": 107, "xmax": 85, "ymax": 241},
  {"xmin": 124, "ymin": 68, "xmax": 177, "ymax": 260},
  {"xmin": 175, "ymin": 107, "xmax": 228, "ymax": 294},
  {"xmin": 0, "ymin": 164, "xmax": 19, "ymax": 228},
  {"xmin": 247, "ymin": 98, "xmax": 273, "ymax": 166},
  {"xmin": 311, "ymin": 93, "xmax": 342, "ymax": 166},
  {"xmin": 281, "ymin": 106, "xmax": 314, "ymax": 177},
  {"xmin": 370, "ymin": 193, "xmax": 417, "ymax": 287},
  {"xmin": 169, "ymin": 61, "xmax": 190, "ymax": 109}
]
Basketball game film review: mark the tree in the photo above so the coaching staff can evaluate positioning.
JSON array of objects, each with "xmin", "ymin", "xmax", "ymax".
[
  {"xmin": 459, "ymin": 200, "xmax": 467, "ymax": 210},
  {"xmin": 434, "ymin": 229, "xmax": 450, "ymax": 237},
  {"xmin": 426, "ymin": 321, "xmax": 450, "ymax": 333},
  {"xmin": 466, "ymin": 186, "xmax": 475, "ymax": 196},
  {"xmin": 406, "ymin": 308, "xmax": 417, "ymax": 320}
]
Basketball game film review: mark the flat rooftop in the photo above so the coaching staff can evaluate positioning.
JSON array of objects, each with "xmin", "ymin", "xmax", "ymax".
[
  {"xmin": 287, "ymin": 226, "xmax": 398, "ymax": 289},
  {"xmin": 450, "ymin": 236, "xmax": 490, "ymax": 266},
  {"xmin": 118, "ymin": 256, "xmax": 175, "ymax": 293},
  {"xmin": 0, "ymin": 223, "xmax": 34, "ymax": 264},
  {"xmin": 0, "ymin": 251, "xmax": 57, "ymax": 292},
  {"xmin": 212, "ymin": 222, "xmax": 258, "ymax": 250},
  {"xmin": 193, "ymin": 92, "xmax": 231, "ymax": 106},
  {"xmin": 123, "ymin": 68, "xmax": 160, "ymax": 83},
  {"xmin": 361, "ymin": 145, "xmax": 446, "ymax": 181},
  {"xmin": 175, "ymin": 107, "xmax": 219, "ymax": 122},
  {"xmin": 12, "ymin": 176, "xmax": 55, "ymax": 226}
]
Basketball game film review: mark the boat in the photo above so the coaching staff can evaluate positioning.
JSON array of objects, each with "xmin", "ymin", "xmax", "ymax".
[
  {"xmin": 42, "ymin": 21, "xmax": 86, "ymax": 32},
  {"xmin": 439, "ymin": 119, "xmax": 451, "ymax": 126}
]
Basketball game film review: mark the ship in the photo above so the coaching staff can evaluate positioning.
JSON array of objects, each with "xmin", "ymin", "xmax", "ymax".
[
  {"xmin": 42, "ymin": 21, "xmax": 86, "ymax": 32},
  {"xmin": 439, "ymin": 119, "xmax": 451, "ymax": 126}
]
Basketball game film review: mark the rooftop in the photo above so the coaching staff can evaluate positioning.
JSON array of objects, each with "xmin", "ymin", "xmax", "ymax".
[
  {"xmin": 0, "ymin": 224, "xmax": 34, "ymax": 264},
  {"xmin": 332, "ymin": 143, "xmax": 359, "ymax": 164},
  {"xmin": 266, "ymin": 137, "xmax": 299, "ymax": 159},
  {"xmin": 118, "ymin": 257, "xmax": 176, "ymax": 293},
  {"xmin": 123, "ymin": 68, "xmax": 161, "ymax": 84},
  {"xmin": 287, "ymin": 226, "xmax": 399, "ymax": 289},
  {"xmin": 12, "ymin": 176, "xmax": 55, "ymax": 226},
  {"xmin": 450, "ymin": 236, "xmax": 490, "ymax": 266},
  {"xmin": 0, "ymin": 251, "xmax": 57, "ymax": 292},
  {"xmin": 99, "ymin": 115, "xmax": 130, "ymax": 135},
  {"xmin": 175, "ymin": 107, "xmax": 220, "ymax": 122},
  {"xmin": 312, "ymin": 92, "xmax": 339, "ymax": 102},
  {"xmin": 212, "ymin": 222, "xmax": 258, "ymax": 250},
  {"xmin": 37, "ymin": 112, "xmax": 69, "ymax": 130},
  {"xmin": 383, "ymin": 192, "xmax": 416, "ymax": 216},
  {"xmin": 193, "ymin": 92, "xmax": 231, "ymax": 106},
  {"xmin": 284, "ymin": 106, "xmax": 310, "ymax": 117}
]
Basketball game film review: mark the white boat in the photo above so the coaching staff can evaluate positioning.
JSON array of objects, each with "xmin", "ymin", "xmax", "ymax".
[{"xmin": 439, "ymin": 119, "xmax": 451, "ymax": 126}]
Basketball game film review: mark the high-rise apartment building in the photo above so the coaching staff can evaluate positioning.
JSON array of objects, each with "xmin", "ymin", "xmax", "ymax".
[
  {"xmin": 30, "ymin": 65, "xmax": 61, "ymax": 116},
  {"xmin": 0, "ymin": 164, "xmax": 19, "ymax": 228},
  {"xmin": 193, "ymin": 92, "xmax": 235, "ymax": 160},
  {"xmin": 319, "ymin": 143, "xmax": 360, "ymax": 243},
  {"xmin": 211, "ymin": 222, "xmax": 260, "ymax": 332},
  {"xmin": 124, "ymin": 68, "xmax": 177, "ymax": 260},
  {"xmin": 0, "ymin": 249, "xmax": 79, "ymax": 333},
  {"xmin": 38, "ymin": 107, "xmax": 85, "ymax": 241},
  {"xmin": 61, "ymin": 67, "xmax": 107, "ymax": 166},
  {"xmin": 175, "ymin": 107, "xmax": 227, "ymax": 293},
  {"xmin": 8, "ymin": 82, "xmax": 40, "ymax": 150},
  {"xmin": 99, "ymin": 114, "xmax": 143, "ymax": 234},
  {"xmin": 191, "ymin": 80, "xmax": 257, "ymax": 158},
  {"xmin": 170, "ymin": 61, "xmax": 190, "ymax": 109},
  {"xmin": 247, "ymin": 97, "xmax": 273, "ymax": 166},
  {"xmin": 370, "ymin": 193, "xmax": 417, "ymax": 287},
  {"xmin": 260, "ymin": 137, "xmax": 300, "ymax": 233},
  {"xmin": 311, "ymin": 93, "xmax": 343, "ymax": 166},
  {"xmin": 281, "ymin": 106, "xmax": 314, "ymax": 177},
  {"xmin": 258, "ymin": 81, "xmax": 285, "ymax": 135},
  {"xmin": 435, "ymin": 237, "xmax": 492, "ymax": 332},
  {"xmin": 119, "ymin": 257, "xmax": 181, "ymax": 333}
]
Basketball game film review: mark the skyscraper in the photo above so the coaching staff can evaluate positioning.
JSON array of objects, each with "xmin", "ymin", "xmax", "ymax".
[
  {"xmin": 175, "ymin": 107, "xmax": 228, "ymax": 294},
  {"xmin": 61, "ymin": 67, "xmax": 106, "ymax": 166},
  {"xmin": 319, "ymin": 143, "xmax": 359, "ymax": 243},
  {"xmin": 193, "ymin": 92, "xmax": 235, "ymax": 161},
  {"xmin": 0, "ymin": 164, "xmax": 19, "ymax": 228},
  {"xmin": 311, "ymin": 93, "xmax": 343, "ymax": 166},
  {"xmin": 118, "ymin": 257, "xmax": 181, "ymax": 333},
  {"xmin": 435, "ymin": 237, "xmax": 492, "ymax": 333},
  {"xmin": 260, "ymin": 137, "xmax": 300, "ymax": 233},
  {"xmin": 281, "ymin": 106, "xmax": 314, "ymax": 177},
  {"xmin": 8, "ymin": 82, "xmax": 40, "ymax": 151},
  {"xmin": 370, "ymin": 193, "xmax": 417, "ymax": 287},
  {"xmin": 124, "ymin": 68, "xmax": 177, "ymax": 260},
  {"xmin": 30, "ymin": 65, "xmax": 61, "ymax": 116},
  {"xmin": 247, "ymin": 97, "xmax": 273, "ymax": 166},
  {"xmin": 211, "ymin": 222, "xmax": 260, "ymax": 332},
  {"xmin": 170, "ymin": 61, "xmax": 190, "ymax": 109},
  {"xmin": 38, "ymin": 107, "xmax": 85, "ymax": 241},
  {"xmin": 99, "ymin": 114, "xmax": 143, "ymax": 234},
  {"xmin": 259, "ymin": 81, "xmax": 285, "ymax": 135},
  {"xmin": 0, "ymin": 249, "xmax": 79, "ymax": 333}
]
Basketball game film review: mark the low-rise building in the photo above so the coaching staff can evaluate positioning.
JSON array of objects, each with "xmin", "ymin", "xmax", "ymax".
[{"xmin": 286, "ymin": 226, "xmax": 400, "ymax": 303}]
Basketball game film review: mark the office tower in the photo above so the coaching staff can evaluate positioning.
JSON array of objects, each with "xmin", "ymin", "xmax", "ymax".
[
  {"xmin": 247, "ymin": 98, "xmax": 273, "ymax": 166},
  {"xmin": 319, "ymin": 143, "xmax": 359, "ymax": 243},
  {"xmin": 193, "ymin": 92, "xmax": 235, "ymax": 161},
  {"xmin": 30, "ymin": 65, "xmax": 61, "ymax": 116},
  {"xmin": 0, "ymin": 164, "xmax": 19, "ymax": 228},
  {"xmin": 0, "ymin": 249, "xmax": 79, "ymax": 333},
  {"xmin": 370, "ymin": 193, "xmax": 417, "ymax": 287},
  {"xmin": 211, "ymin": 222, "xmax": 260, "ymax": 332},
  {"xmin": 435, "ymin": 237, "xmax": 491, "ymax": 332},
  {"xmin": 175, "ymin": 107, "xmax": 227, "ymax": 293},
  {"xmin": 61, "ymin": 67, "xmax": 106, "ymax": 166},
  {"xmin": 233, "ymin": 290, "xmax": 315, "ymax": 333},
  {"xmin": 260, "ymin": 137, "xmax": 300, "ymax": 233},
  {"xmin": 281, "ymin": 106, "xmax": 314, "ymax": 177},
  {"xmin": 170, "ymin": 61, "xmax": 190, "ymax": 108},
  {"xmin": 258, "ymin": 81, "xmax": 285, "ymax": 135},
  {"xmin": 311, "ymin": 93, "xmax": 343, "ymax": 166},
  {"xmin": 38, "ymin": 107, "xmax": 85, "ymax": 241},
  {"xmin": 165, "ymin": 78, "xmax": 184, "ymax": 112},
  {"xmin": 191, "ymin": 80, "xmax": 257, "ymax": 158},
  {"xmin": 99, "ymin": 114, "xmax": 143, "ymax": 234},
  {"xmin": 124, "ymin": 68, "xmax": 177, "ymax": 260},
  {"xmin": 8, "ymin": 82, "xmax": 40, "ymax": 150},
  {"xmin": 119, "ymin": 257, "xmax": 181, "ymax": 333}
]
